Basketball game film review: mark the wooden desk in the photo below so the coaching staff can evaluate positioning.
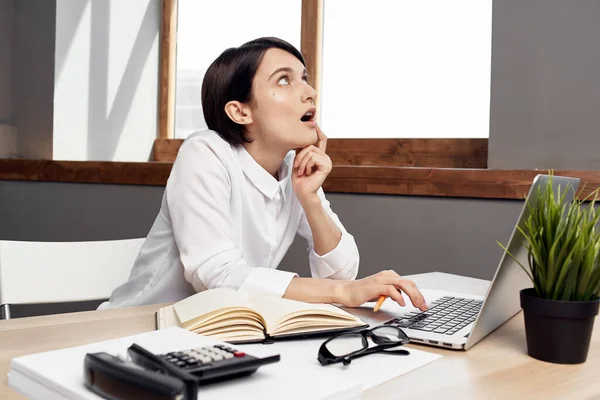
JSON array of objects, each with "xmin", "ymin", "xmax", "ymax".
[{"xmin": 1, "ymin": 273, "xmax": 599, "ymax": 399}]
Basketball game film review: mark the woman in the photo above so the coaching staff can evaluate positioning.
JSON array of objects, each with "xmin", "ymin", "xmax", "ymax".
[{"xmin": 100, "ymin": 37, "xmax": 427, "ymax": 312}]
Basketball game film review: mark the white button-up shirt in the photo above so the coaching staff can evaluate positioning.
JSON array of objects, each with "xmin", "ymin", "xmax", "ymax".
[{"xmin": 99, "ymin": 129, "xmax": 359, "ymax": 309}]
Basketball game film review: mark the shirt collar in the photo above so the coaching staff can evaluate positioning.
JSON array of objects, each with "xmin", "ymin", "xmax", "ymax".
[
  {"xmin": 278, "ymin": 153, "xmax": 292, "ymax": 201},
  {"xmin": 236, "ymin": 146, "xmax": 292, "ymax": 200}
]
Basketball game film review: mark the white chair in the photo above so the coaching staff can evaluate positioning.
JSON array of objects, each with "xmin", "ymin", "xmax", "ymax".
[{"xmin": 0, "ymin": 238, "xmax": 145, "ymax": 319}]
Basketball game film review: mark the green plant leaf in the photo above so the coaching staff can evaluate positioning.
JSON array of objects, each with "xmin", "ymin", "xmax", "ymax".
[
  {"xmin": 552, "ymin": 247, "xmax": 575, "ymax": 300},
  {"xmin": 578, "ymin": 241, "xmax": 597, "ymax": 298},
  {"xmin": 495, "ymin": 174, "xmax": 600, "ymax": 301},
  {"xmin": 584, "ymin": 267, "xmax": 600, "ymax": 300}
]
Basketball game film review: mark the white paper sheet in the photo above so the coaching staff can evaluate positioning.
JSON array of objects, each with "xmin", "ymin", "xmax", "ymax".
[
  {"xmin": 236, "ymin": 335, "xmax": 442, "ymax": 392},
  {"xmin": 8, "ymin": 328, "xmax": 360, "ymax": 400}
]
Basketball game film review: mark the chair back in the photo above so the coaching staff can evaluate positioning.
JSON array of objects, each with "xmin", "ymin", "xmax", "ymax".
[{"xmin": 0, "ymin": 238, "xmax": 144, "ymax": 305}]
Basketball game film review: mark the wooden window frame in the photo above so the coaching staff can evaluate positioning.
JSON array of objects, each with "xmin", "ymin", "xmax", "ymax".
[
  {"xmin": 158, "ymin": 0, "xmax": 178, "ymax": 139},
  {"xmin": 2, "ymin": 158, "xmax": 600, "ymax": 201},
  {"xmin": 156, "ymin": 0, "xmax": 488, "ymax": 169}
]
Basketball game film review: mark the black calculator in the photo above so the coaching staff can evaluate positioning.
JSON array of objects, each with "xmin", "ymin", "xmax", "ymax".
[
  {"xmin": 85, "ymin": 343, "xmax": 280, "ymax": 400},
  {"xmin": 156, "ymin": 344, "xmax": 280, "ymax": 384}
]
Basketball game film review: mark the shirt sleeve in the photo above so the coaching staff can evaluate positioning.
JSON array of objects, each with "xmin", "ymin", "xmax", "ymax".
[
  {"xmin": 296, "ymin": 188, "xmax": 360, "ymax": 280},
  {"xmin": 166, "ymin": 139, "xmax": 297, "ymax": 298}
]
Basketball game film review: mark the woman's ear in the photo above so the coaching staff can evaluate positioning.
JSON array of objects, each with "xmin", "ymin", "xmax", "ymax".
[{"xmin": 224, "ymin": 101, "xmax": 253, "ymax": 125}]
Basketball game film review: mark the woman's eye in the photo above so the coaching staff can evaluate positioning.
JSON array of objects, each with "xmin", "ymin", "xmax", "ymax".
[{"xmin": 278, "ymin": 76, "xmax": 290, "ymax": 85}]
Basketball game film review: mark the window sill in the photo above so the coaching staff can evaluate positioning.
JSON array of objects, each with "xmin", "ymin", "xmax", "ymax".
[{"xmin": 1, "ymin": 159, "xmax": 599, "ymax": 200}]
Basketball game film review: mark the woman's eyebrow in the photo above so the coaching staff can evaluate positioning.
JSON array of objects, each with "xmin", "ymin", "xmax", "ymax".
[{"xmin": 268, "ymin": 67, "xmax": 308, "ymax": 80}]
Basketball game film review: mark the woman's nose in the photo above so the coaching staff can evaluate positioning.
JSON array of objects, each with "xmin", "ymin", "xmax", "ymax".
[{"xmin": 302, "ymin": 84, "xmax": 318, "ymax": 103}]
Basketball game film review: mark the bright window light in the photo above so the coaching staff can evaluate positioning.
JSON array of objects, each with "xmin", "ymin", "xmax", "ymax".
[{"xmin": 320, "ymin": 0, "xmax": 493, "ymax": 138}]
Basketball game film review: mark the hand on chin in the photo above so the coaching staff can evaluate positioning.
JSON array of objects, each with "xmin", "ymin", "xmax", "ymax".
[{"xmin": 291, "ymin": 126, "xmax": 330, "ymax": 203}]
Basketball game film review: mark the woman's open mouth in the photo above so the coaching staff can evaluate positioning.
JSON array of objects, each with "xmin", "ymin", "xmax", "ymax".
[{"xmin": 301, "ymin": 107, "xmax": 317, "ymax": 126}]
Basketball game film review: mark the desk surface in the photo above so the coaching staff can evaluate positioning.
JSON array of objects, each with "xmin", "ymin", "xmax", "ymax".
[{"xmin": 1, "ymin": 272, "xmax": 599, "ymax": 400}]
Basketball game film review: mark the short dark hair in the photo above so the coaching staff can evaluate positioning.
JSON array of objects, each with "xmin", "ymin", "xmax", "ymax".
[{"xmin": 201, "ymin": 37, "xmax": 306, "ymax": 146}]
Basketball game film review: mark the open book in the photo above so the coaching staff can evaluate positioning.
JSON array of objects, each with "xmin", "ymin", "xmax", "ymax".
[{"xmin": 155, "ymin": 288, "xmax": 368, "ymax": 344}]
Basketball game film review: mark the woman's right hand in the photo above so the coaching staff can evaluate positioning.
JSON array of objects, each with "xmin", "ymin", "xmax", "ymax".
[{"xmin": 337, "ymin": 270, "xmax": 428, "ymax": 311}]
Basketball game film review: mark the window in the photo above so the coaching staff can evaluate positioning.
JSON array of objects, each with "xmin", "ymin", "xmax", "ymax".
[
  {"xmin": 320, "ymin": 0, "xmax": 492, "ymax": 138},
  {"xmin": 174, "ymin": 0, "xmax": 302, "ymax": 139}
]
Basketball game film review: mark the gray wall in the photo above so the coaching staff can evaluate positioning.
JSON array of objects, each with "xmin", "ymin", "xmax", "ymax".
[
  {"xmin": 12, "ymin": 0, "xmax": 56, "ymax": 159},
  {"xmin": 489, "ymin": 0, "xmax": 600, "ymax": 170},
  {"xmin": 0, "ymin": 0, "xmax": 16, "ymax": 158},
  {"xmin": 0, "ymin": 181, "xmax": 162, "ymax": 242},
  {"xmin": 0, "ymin": 180, "xmax": 520, "ymax": 282},
  {"xmin": 0, "ymin": 0, "xmax": 13, "ymax": 125},
  {"xmin": 283, "ymin": 193, "xmax": 521, "ymax": 281}
]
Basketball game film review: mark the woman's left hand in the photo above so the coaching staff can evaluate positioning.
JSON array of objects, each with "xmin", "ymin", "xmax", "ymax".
[{"xmin": 292, "ymin": 125, "xmax": 331, "ymax": 204}]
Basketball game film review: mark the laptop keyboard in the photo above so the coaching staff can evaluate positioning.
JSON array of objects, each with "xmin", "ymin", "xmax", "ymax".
[{"xmin": 384, "ymin": 296, "xmax": 483, "ymax": 336}]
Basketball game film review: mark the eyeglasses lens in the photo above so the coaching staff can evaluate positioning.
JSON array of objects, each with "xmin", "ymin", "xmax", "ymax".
[
  {"xmin": 370, "ymin": 326, "xmax": 408, "ymax": 343},
  {"xmin": 324, "ymin": 334, "xmax": 366, "ymax": 357}
]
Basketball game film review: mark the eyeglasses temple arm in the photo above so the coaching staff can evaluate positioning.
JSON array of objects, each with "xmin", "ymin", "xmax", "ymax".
[{"xmin": 344, "ymin": 343, "xmax": 408, "ymax": 363}]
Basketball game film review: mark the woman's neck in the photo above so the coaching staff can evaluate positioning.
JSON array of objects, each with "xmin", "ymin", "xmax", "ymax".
[{"xmin": 243, "ymin": 141, "xmax": 288, "ymax": 180}]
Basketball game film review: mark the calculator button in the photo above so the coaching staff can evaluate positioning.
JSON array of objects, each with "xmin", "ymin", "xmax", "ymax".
[{"xmin": 233, "ymin": 351, "xmax": 245, "ymax": 357}]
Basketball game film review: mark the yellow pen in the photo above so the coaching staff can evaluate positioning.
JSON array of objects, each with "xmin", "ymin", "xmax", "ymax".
[{"xmin": 373, "ymin": 295, "xmax": 386, "ymax": 312}]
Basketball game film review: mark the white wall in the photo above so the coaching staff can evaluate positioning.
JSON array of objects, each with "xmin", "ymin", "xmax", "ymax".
[{"xmin": 53, "ymin": 0, "xmax": 160, "ymax": 161}]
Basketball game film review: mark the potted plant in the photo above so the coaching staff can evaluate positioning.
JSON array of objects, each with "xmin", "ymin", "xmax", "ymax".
[{"xmin": 498, "ymin": 175, "xmax": 600, "ymax": 364}]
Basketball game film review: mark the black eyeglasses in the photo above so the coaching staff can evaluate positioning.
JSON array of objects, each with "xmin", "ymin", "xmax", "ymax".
[{"xmin": 318, "ymin": 325, "xmax": 410, "ymax": 366}]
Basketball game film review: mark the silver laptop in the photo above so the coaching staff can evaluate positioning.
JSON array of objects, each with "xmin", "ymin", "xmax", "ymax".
[{"xmin": 346, "ymin": 174, "xmax": 580, "ymax": 350}]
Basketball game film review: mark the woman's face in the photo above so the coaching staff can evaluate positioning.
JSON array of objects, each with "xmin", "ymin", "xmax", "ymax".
[{"xmin": 246, "ymin": 48, "xmax": 318, "ymax": 151}]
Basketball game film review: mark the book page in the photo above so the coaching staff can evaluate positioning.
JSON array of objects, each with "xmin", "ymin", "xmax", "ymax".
[
  {"xmin": 193, "ymin": 312, "xmax": 265, "ymax": 329},
  {"xmin": 276, "ymin": 316, "xmax": 362, "ymax": 331},
  {"xmin": 172, "ymin": 288, "xmax": 266, "ymax": 332},
  {"xmin": 197, "ymin": 324, "xmax": 263, "ymax": 338},
  {"xmin": 247, "ymin": 293, "xmax": 364, "ymax": 335},
  {"xmin": 194, "ymin": 318, "xmax": 264, "ymax": 334},
  {"xmin": 156, "ymin": 304, "xmax": 181, "ymax": 330},
  {"xmin": 213, "ymin": 331, "xmax": 266, "ymax": 343},
  {"xmin": 273, "ymin": 323, "xmax": 362, "ymax": 336}
]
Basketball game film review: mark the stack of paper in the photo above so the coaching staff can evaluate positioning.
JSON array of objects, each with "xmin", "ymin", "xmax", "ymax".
[
  {"xmin": 8, "ymin": 327, "xmax": 360, "ymax": 400},
  {"xmin": 8, "ymin": 327, "xmax": 442, "ymax": 399}
]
